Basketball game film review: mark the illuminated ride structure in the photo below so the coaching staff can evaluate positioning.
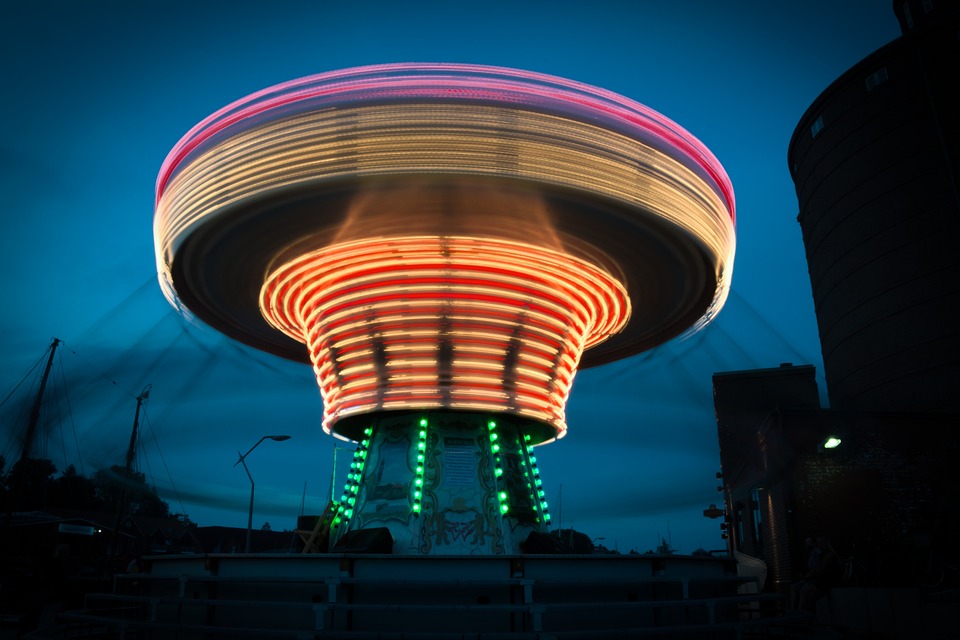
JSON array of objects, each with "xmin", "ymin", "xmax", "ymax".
[{"xmin": 154, "ymin": 63, "xmax": 736, "ymax": 555}]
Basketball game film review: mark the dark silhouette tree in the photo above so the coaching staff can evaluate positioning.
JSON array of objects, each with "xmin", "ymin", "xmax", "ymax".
[
  {"xmin": 0, "ymin": 459, "xmax": 177, "ymax": 519},
  {"xmin": 5, "ymin": 457, "xmax": 57, "ymax": 510},
  {"xmin": 51, "ymin": 465, "xmax": 101, "ymax": 511},
  {"xmin": 93, "ymin": 466, "xmax": 170, "ymax": 518}
]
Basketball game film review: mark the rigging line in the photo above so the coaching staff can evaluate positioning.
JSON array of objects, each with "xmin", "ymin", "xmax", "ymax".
[
  {"xmin": 583, "ymin": 358, "xmax": 634, "ymax": 389},
  {"xmin": 133, "ymin": 353, "xmax": 217, "ymax": 442},
  {"xmin": 179, "ymin": 317, "xmax": 307, "ymax": 384},
  {"xmin": 57, "ymin": 348, "xmax": 85, "ymax": 476},
  {"xmin": 68, "ymin": 307, "xmax": 183, "ymax": 409},
  {"xmin": 656, "ymin": 340, "xmax": 715, "ymax": 412},
  {"xmin": 130, "ymin": 395, "xmax": 148, "ymax": 480},
  {"xmin": 51, "ymin": 360, "xmax": 68, "ymax": 469},
  {"xmin": 697, "ymin": 327, "xmax": 749, "ymax": 373},
  {"xmin": 138, "ymin": 428, "xmax": 155, "ymax": 492},
  {"xmin": 705, "ymin": 315, "xmax": 762, "ymax": 370},
  {"xmin": 2, "ymin": 357, "xmax": 49, "ymax": 462},
  {"xmin": 136, "ymin": 430, "xmax": 167, "ymax": 519},
  {"xmin": 77, "ymin": 317, "xmax": 188, "ymax": 442},
  {"xmin": 584, "ymin": 336, "xmax": 690, "ymax": 390},
  {"xmin": 132, "ymin": 338, "xmax": 221, "ymax": 429},
  {"xmin": 33, "ymin": 362, "xmax": 48, "ymax": 461},
  {"xmin": 69, "ymin": 275, "xmax": 157, "ymax": 346},
  {"xmin": 123, "ymin": 333, "xmax": 187, "ymax": 395},
  {"xmin": 176, "ymin": 318, "xmax": 224, "ymax": 357},
  {"xmin": 173, "ymin": 312, "xmax": 302, "ymax": 382},
  {"xmin": 223, "ymin": 338, "xmax": 307, "ymax": 381},
  {"xmin": 71, "ymin": 309, "xmax": 184, "ymax": 398},
  {"xmin": 0, "ymin": 348, "xmax": 48, "ymax": 412},
  {"xmin": 145, "ymin": 413, "xmax": 187, "ymax": 518},
  {"xmin": 728, "ymin": 288, "xmax": 814, "ymax": 364},
  {"xmin": 577, "ymin": 350, "xmax": 646, "ymax": 389},
  {"xmin": 2, "ymin": 429, "xmax": 20, "ymax": 466},
  {"xmin": 63, "ymin": 343, "xmax": 137, "ymax": 399}
]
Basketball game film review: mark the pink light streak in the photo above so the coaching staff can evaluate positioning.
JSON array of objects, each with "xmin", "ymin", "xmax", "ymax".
[{"xmin": 156, "ymin": 63, "xmax": 735, "ymax": 222}]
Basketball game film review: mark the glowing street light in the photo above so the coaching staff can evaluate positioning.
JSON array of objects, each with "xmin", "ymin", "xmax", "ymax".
[
  {"xmin": 234, "ymin": 435, "xmax": 291, "ymax": 553},
  {"xmin": 822, "ymin": 436, "xmax": 842, "ymax": 449}
]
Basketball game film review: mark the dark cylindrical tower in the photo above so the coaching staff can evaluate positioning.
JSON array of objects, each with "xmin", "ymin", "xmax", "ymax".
[{"xmin": 787, "ymin": 4, "xmax": 960, "ymax": 413}]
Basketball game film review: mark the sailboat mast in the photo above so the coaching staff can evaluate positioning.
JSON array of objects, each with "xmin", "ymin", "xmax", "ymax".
[
  {"xmin": 123, "ymin": 385, "xmax": 151, "ymax": 473},
  {"xmin": 2, "ymin": 338, "xmax": 62, "ymax": 547},
  {"xmin": 19, "ymin": 337, "xmax": 61, "ymax": 465},
  {"xmin": 109, "ymin": 385, "xmax": 151, "ymax": 558}
]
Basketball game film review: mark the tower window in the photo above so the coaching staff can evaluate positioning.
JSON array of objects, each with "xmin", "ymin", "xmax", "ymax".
[
  {"xmin": 865, "ymin": 67, "xmax": 889, "ymax": 91},
  {"xmin": 810, "ymin": 115, "xmax": 824, "ymax": 139}
]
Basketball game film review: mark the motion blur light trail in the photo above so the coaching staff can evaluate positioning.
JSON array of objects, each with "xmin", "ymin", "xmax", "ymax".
[
  {"xmin": 154, "ymin": 63, "xmax": 736, "ymax": 553},
  {"xmin": 261, "ymin": 235, "xmax": 629, "ymax": 437}
]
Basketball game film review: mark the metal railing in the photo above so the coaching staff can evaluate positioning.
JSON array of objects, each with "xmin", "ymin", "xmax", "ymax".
[{"xmin": 57, "ymin": 568, "xmax": 812, "ymax": 639}]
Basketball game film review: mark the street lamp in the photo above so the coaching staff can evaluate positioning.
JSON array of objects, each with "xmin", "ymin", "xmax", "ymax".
[
  {"xmin": 822, "ymin": 436, "xmax": 842, "ymax": 449},
  {"xmin": 234, "ymin": 435, "xmax": 291, "ymax": 553}
]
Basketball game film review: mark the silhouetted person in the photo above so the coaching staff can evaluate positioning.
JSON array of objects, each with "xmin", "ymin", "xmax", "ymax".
[
  {"xmin": 790, "ymin": 536, "xmax": 821, "ymax": 609},
  {"xmin": 798, "ymin": 536, "xmax": 840, "ymax": 613}
]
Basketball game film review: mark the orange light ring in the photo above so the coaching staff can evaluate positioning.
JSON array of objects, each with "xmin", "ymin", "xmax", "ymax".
[{"xmin": 260, "ymin": 235, "xmax": 630, "ymax": 438}]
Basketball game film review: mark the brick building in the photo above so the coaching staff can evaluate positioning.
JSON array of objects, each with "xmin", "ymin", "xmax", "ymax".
[{"xmin": 713, "ymin": 364, "xmax": 958, "ymax": 590}]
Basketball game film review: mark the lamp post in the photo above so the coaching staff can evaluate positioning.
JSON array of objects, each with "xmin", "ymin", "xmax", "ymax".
[{"xmin": 234, "ymin": 435, "xmax": 290, "ymax": 553}]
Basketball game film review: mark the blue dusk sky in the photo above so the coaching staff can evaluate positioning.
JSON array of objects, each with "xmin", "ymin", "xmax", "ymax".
[{"xmin": 1, "ymin": 1, "xmax": 901, "ymax": 553}]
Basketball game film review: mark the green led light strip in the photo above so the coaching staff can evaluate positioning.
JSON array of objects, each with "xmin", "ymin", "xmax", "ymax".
[
  {"xmin": 523, "ymin": 433, "xmax": 551, "ymax": 525},
  {"xmin": 412, "ymin": 417, "xmax": 428, "ymax": 516},
  {"xmin": 488, "ymin": 420, "xmax": 509, "ymax": 515},
  {"xmin": 332, "ymin": 426, "xmax": 373, "ymax": 530}
]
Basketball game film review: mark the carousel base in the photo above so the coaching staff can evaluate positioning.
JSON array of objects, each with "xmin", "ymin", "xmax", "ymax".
[{"xmin": 325, "ymin": 411, "xmax": 554, "ymax": 555}]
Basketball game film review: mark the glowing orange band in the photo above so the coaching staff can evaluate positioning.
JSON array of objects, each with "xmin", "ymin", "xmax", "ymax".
[{"xmin": 260, "ymin": 236, "xmax": 629, "ymax": 439}]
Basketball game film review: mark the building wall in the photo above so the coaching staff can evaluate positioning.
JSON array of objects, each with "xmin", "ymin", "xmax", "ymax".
[
  {"xmin": 713, "ymin": 364, "xmax": 821, "ymax": 487},
  {"xmin": 724, "ymin": 407, "xmax": 960, "ymax": 587},
  {"xmin": 787, "ymin": 412, "xmax": 959, "ymax": 571},
  {"xmin": 712, "ymin": 364, "xmax": 820, "ymax": 588},
  {"xmin": 714, "ymin": 367, "xmax": 959, "ymax": 588}
]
